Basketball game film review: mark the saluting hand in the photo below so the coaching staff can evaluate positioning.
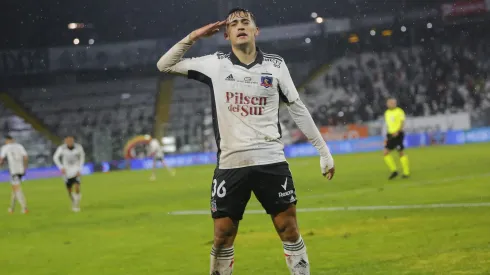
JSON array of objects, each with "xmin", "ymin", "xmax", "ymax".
[{"xmin": 190, "ymin": 20, "xmax": 227, "ymax": 41}]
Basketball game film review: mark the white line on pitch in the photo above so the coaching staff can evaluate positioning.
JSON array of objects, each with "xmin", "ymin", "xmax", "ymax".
[{"xmin": 168, "ymin": 202, "xmax": 490, "ymax": 216}]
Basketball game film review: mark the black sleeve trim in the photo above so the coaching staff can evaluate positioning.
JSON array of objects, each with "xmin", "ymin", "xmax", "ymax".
[{"xmin": 278, "ymin": 85, "xmax": 290, "ymax": 104}]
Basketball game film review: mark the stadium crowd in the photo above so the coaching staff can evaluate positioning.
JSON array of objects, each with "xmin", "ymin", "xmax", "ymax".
[{"xmin": 302, "ymin": 35, "xmax": 490, "ymax": 128}]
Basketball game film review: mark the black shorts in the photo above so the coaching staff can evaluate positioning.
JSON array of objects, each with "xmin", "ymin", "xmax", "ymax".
[
  {"xmin": 65, "ymin": 177, "xmax": 81, "ymax": 188},
  {"xmin": 385, "ymin": 131, "xmax": 405, "ymax": 151},
  {"xmin": 11, "ymin": 174, "xmax": 25, "ymax": 185},
  {"xmin": 210, "ymin": 162, "xmax": 297, "ymax": 221}
]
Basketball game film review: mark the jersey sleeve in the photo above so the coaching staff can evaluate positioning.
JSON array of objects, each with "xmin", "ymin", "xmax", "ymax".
[
  {"xmin": 286, "ymin": 99, "xmax": 332, "ymax": 158},
  {"xmin": 78, "ymin": 145, "xmax": 85, "ymax": 171},
  {"xmin": 399, "ymin": 108, "xmax": 406, "ymax": 121},
  {"xmin": 156, "ymin": 34, "xmax": 217, "ymax": 77},
  {"xmin": 53, "ymin": 146, "xmax": 63, "ymax": 170},
  {"xmin": 175, "ymin": 55, "xmax": 218, "ymax": 78},
  {"xmin": 19, "ymin": 145, "xmax": 28, "ymax": 156},
  {"xmin": 0, "ymin": 146, "xmax": 5, "ymax": 159},
  {"xmin": 277, "ymin": 61, "xmax": 300, "ymax": 104},
  {"xmin": 383, "ymin": 111, "xmax": 388, "ymax": 131}
]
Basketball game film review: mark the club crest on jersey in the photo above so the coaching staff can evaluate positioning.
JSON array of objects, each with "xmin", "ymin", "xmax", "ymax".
[{"xmin": 260, "ymin": 76, "xmax": 273, "ymax": 88}]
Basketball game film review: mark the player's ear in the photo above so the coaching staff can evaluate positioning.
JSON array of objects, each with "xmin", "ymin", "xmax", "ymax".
[
  {"xmin": 255, "ymin": 27, "xmax": 260, "ymax": 38},
  {"xmin": 224, "ymin": 24, "xmax": 231, "ymax": 40}
]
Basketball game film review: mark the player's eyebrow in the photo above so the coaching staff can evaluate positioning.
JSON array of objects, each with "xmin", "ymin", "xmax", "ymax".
[{"xmin": 227, "ymin": 18, "xmax": 250, "ymax": 27}]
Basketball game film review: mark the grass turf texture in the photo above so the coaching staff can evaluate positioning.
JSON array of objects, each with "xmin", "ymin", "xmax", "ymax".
[{"xmin": 1, "ymin": 143, "xmax": 489, "ymax": 275}]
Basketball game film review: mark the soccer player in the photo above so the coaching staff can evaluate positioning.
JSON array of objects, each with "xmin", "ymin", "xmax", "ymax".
[
  {"xmin": 148, "ymin": 136, "xmax": 175, "ymax": 180},
  {"xmin": 383, "ymin": 98, "xmax": 410, "ymax": 179},
  {"xmin": 157, "ymin": 8, "xmax": 335, "ymax": 275},
  {"xmin": 53, "ymin": 136, "xmax": 85, "ymax": 212},
  {"xmin": 0, "ymin": 135, "xmax": 29, "ymax": 214}
]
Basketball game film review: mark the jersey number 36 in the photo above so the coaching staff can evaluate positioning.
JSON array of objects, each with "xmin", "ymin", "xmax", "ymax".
[{"xmin": 212, "ymin": 179, "xmax": 227, "ymax": 198}]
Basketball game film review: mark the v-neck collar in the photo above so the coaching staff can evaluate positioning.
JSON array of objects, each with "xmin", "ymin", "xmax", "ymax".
[{"xmin": 229, "ymin": 47, "xmax": 264, "ymax": 69}]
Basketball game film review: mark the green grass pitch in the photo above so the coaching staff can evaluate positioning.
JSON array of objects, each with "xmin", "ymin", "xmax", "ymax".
[{"xmin": 1, "ymin": 143, "xmax": 490, "ymax": 275}]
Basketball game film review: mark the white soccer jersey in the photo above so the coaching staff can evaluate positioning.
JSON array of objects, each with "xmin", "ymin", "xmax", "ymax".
[
  {"xmin": 53, "ymin": 143, "xmax": 85, "ymax": 178},
  {"xmin": 158, "ymin": 35, "xmax": 333, "ymax": 170},
  {"xmin": 161, "ymin": 49, "xmax": 299, "ymax": 169},
  {"xmin": 148, "ymin": 139, "xmax": 164, "ymax": 158},
  {"xmin": 0, "ymin": 143, "xmax": 27, "ymax": 175}
]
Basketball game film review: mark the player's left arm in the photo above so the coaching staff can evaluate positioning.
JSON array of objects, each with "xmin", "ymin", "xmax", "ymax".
[
  {"xmin": 78, "ymin": 145, "xmax": 86, "ymax": 176},
  {"xmin": 0, "ymin": 146, "xmax": 5, "ymax": 166},
  {"xmin": 279, "ymin": 62, "xmax": 335, "ymax": 179},
  {"xmin": 398, "ymin": 109, "xmax": 406, "ymax": 133},
  {"xmin": 394, "ymin": 109, "xmax": 406, "ymax": 136},
  {"xmin": 20, "ymin": 145, "xmax": 28, "ymax": 174},
  {"xmin": 53, "ymin": 146, "xmax": 65, "ymax": 173},
  {"xmin": 147, "ymin": 142, "xmax": 156, "ymax": 157}
]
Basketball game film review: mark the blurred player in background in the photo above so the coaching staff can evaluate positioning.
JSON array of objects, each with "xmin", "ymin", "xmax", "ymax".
[
  {"xmin": 53, "ymin": 136, "xmax": 85, "ymax": 212},
  {"xmin": 148, "ymin": 136, "xmax": 175, "ymax": 181},
  {"xmin": 384, "ymin": 98, "xmax": 410, "ymax": 179},
  {"xmin": 0, "ymin": 135, "xmax": 29, "ymax": 214},
  {"xmin": 157, "ymin": 8, "xmax": 335, "ymax": 275}
]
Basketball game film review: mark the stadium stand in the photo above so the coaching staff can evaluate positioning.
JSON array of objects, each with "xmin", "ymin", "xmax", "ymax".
[
  {"xmin": 0, "ymin": 102, "xmax": 53, "ymax": 167},
  {"xmin": 7, "ymin": 78, "xmax": 157, "ymax": 162},
  {"xmin": 165, "ymin": 77, "xmax": 211, "ymax": 153},
  {"xmin": 281, "ymin": 40, "xmax": 490, "ymax": 134}
]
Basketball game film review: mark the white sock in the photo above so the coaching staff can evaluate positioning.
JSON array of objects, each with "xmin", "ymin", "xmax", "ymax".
[
  {"xmin": 15, "ymin": 190, "xmax": 27, "ymax": 210},
  {"xmin": 73, "ymin": 193, "xmax": 81, "ymax": 208},
  {"xmin": 10, "ymin": 192, "xmax": 16, "ymax": 210},
  {"xmin": 283, "ymin": 236, "xmax": 310, "ymax": 275},
  {"xmin": 210, "ymin": 246, "xmax": 234, "ymax": 275}
]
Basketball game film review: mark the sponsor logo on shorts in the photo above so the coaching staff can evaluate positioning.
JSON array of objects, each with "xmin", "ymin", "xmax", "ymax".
[
  {"xmin": 211, "ymin": 199, "xmax": 217, "ymax": 212},
  {"xmin": 281, "ymin": 178, "xmax": 288, "ymax": 190},
  {"xmin": 278, "ymin": 190, "xmax": 294, "ymax": 198}
]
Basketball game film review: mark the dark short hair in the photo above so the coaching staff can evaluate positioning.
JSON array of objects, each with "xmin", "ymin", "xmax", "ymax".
[
  {"xmin": 5, "ymin": 135, "xmax": 13, "ymax": 140},
  {"xmin": 227, "ymin": 7, "xmax": 256, "ymax": 24},
  {"xmin": 65, "ymin": 135, "xmax": 75, "ymax": 139}
]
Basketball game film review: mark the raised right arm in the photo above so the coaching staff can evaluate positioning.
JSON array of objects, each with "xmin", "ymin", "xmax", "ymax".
[
  {"xmin": 157, "ymin": 21, "xmax": 226, "ymax": 75},
  {"xmin": 156, "ymin": 34, "xmax": 196, "ymax": 75}
]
